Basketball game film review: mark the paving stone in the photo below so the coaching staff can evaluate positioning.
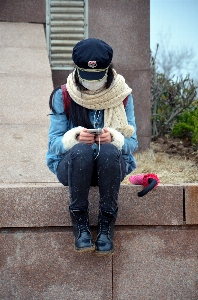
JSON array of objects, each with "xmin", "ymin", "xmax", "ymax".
[
  {"xmin": 0, "ymin": 47, "xmax": 51, "ymax": 77},
  {"xmin": 0, "ymin": 22, "xmax": 54, "ymax": 184},
  {"xmin": 0, "ymin": 126, "xmax": 56, "ymax": 184},
  {"xmin": 0, "ymin": 229, "xmax": 112, "ymax": 300},
  {"xmin": 185, "ymin": 185, "xmax": 198, "ymax": 224},
  {"xmin": 113, "ymin": 227, "xmax": 198, "ymax": 300},
  {"xmin": 0, "ymin": 75, "xmax": 52, "ymax": 125},
  {"xmin": 0, "ymin": 22, "xmax": 46, "ymax": 48}
]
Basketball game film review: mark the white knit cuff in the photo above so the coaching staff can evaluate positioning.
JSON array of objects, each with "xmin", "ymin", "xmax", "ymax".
[
  {"xmin": 62, "ymin": 126, "xmax": 84, "ymax": 150},
  {"xmin": 106, "ymin": 127, "xmax": 124, "ymax": 150}
]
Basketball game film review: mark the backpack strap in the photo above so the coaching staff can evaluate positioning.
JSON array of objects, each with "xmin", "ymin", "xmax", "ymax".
[
  {"xmin": 123, "ymin": 96, "xmax": 128, "ymax": 108},
  {"xmin": 61, "ymin": 84, "xmax": 70, "ymax": 118}
]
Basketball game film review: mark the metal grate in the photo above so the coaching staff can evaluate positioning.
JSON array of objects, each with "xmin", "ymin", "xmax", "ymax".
[{"xmin": 46, "ymin": 0, "xmax": 88, "ymax": 70}]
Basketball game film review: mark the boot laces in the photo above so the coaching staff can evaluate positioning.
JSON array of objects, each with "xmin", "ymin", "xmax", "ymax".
[
  {"xmin": 77, "ymin": 215, "xmax": 90, "ymax": 233},
  {"xmin": 99, "ymin": 217, "xmax": 112, "ymax": 235}
]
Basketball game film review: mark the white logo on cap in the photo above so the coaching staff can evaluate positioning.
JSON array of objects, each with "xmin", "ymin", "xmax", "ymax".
[{"xmin": 88, "ymin": 61, "xmax": 97, "ymax": 68}]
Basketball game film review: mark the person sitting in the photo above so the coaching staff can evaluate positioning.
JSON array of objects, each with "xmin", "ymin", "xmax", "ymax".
[{"xmin": 46, "ymin": 38, "xmax": 138, "ymax": 255}]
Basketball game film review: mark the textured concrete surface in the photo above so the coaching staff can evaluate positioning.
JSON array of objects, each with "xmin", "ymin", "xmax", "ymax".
[
  {"xmin": 0, "ymin": 184, "xmax": 69, "ymax": 227},
  {"xmin": 0, "ymin": 229, "xmax": 112, "ymax": 300},
  {"xmin": 113, "ymin": 227, "xmax": 198, "ymax": 300},
  {"xmin": 51, "ymin": 70, "xmax": 71, "ymax": 89},
  {"xmin": 118, "ymin": 185, "xmax": 184, "ymax": 225},
  {"xmin": 0, "ymin": 22, "xmax": 47, "ymax": 48},
  {"xmin": 0, "ymin": 22, "xmax": 55, "ymax": 184},
  {"xmin": 89, "ymin": 0, "xmax": 150, "ymax": 71},
  {"xmin": 0, "ymin": 184, "xmax": 184, "ymax": 228},
  {"xmin": 130, "ymin": 70, "xmax": 151, "ymax": 143},
  {"xmin": 1, "ymin": 75, "xmax": 51, "ymax": 125},
  {"xmin": 89, "ymin": 0, "xmax": 150, "ymax": 150},
  {"xmin": 0, "ymin": 0, "xmax": 45, "ymax": 23},
  {"xmin": 1, "ymin": 226, "xmax": 198, "ymax": 299},
  {"xmin": 0, "ymin": 125, "xmax": 56, "ymax": 183},
  {"xmin": 185, "ymin": 185, "xmax": 198, "ymax": 224}
]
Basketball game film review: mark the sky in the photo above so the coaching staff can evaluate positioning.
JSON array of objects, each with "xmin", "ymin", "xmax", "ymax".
[{"xmin": 150, "ymin": 0, "xmax": 198, "ymax": 80}]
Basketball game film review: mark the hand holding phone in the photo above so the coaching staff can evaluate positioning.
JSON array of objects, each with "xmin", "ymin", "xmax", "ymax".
[
  {"xmin": 78, "ymin": 128, "xmax": 96, "ymax": 145},
  {"xmin": 86, "ymin": 128, "xmax": 104, "ymax": 135},
  {"xmin": 94, "ymin": 128, "xmax": 112, "ymax": 144}
]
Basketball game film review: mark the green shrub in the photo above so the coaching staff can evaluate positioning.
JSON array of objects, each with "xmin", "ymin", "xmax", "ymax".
[{"xmin": 172, "ymin": 108, "xmax": 198, "ymax": 145}]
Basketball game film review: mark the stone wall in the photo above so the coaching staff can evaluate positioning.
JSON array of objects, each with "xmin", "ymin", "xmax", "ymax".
[
  {"xmin": 0, "ymin": 0, "xmax": 45, "ymax": 23},
  {"xmin": 1, "ymin": 184, "xmax": 198, "ymax": 299},
  {"xmin": 89, "ymin": 0, "xmax": 150, "ymax": 150}
]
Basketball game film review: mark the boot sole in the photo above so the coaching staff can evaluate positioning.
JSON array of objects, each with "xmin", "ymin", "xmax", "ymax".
[
  {"xmin": 95, "ymin": 249, "xmax": 114, "ymax": 256},
  {"xmin": 74, "ymin": 245, "xmax": 95, "ymax": 253}
]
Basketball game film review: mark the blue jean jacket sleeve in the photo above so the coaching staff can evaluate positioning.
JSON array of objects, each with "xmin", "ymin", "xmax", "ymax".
[
  {"xmin": 122, "ymin": 94, "xmax": 138, "ymax": 154},
  {"xmin": 120, "ymin": 94, "xmax": 138, "ymax": 174},
  {"xmin": 48, "ymin": 89, "xmax": 68, "ymax": 155}
]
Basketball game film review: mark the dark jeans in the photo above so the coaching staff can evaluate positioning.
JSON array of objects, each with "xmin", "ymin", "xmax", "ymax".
[{"xmin": 57, "ymin": 143, "xmax": 126, "ymax": 213}]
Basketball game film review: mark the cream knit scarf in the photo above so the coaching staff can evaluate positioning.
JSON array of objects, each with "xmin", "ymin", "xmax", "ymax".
[{"xmin": 66, "ymin": 70, "xmax": 134, "ymax": 138}]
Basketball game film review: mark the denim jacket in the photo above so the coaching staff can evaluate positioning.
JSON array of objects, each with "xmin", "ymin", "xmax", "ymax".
[{"xmin": 46, "ymin": 88, "xmax": 138, "ymax": 176}]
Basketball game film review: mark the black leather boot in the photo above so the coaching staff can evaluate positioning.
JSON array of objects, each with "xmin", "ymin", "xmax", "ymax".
[
  {"xmin": 69, "ymin": 208, "xmax": 95, "ymax": 252},
  {"xmin": 95, "ymin": 209, "xmax": 117, "ymax": 255}
]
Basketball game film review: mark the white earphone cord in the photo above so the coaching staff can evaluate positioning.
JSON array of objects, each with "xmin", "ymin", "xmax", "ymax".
[{"xmin": 94, "ymin": 128, "xmax": 101, "ymax": 160}]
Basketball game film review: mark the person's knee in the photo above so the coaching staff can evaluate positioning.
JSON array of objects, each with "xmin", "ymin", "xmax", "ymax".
[
  {"xmin": 71, "ymin": 143, "xmax": 93, "ymax": 159},
  {"xmin": 99, "ymin": 144, "xmax": 120, "ymax": 158},
  {"xmin": 72, "ymin": 143, "xmax": 91, "ymax": 151},
  {"xmin": 97, "ymin": 144, "xmax": 121, "ymax": 167}
]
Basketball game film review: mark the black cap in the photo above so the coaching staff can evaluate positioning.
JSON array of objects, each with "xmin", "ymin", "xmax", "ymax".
[{"xmin": 72, "ymin": 38, "xmax": 113, "ymax": 81}]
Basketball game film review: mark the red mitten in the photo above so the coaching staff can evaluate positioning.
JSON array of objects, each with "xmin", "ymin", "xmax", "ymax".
[{"xmin": 142, "ymin": 173, "xmax": 160, "ymax": 187}]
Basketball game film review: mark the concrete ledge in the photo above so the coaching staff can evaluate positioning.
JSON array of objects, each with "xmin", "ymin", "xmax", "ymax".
[
  {"xmin": 0, "ymin": 184, "xmax": 186, "ymax": 227},
  {"xmin": 185, "ymin": 185, "xmax": 198, "ymax": 224}
]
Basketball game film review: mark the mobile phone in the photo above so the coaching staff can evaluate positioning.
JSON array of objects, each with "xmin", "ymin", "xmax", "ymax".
[{"xmin": 87, "ymin": 128, "xmax": 103, "ymax": 135}]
